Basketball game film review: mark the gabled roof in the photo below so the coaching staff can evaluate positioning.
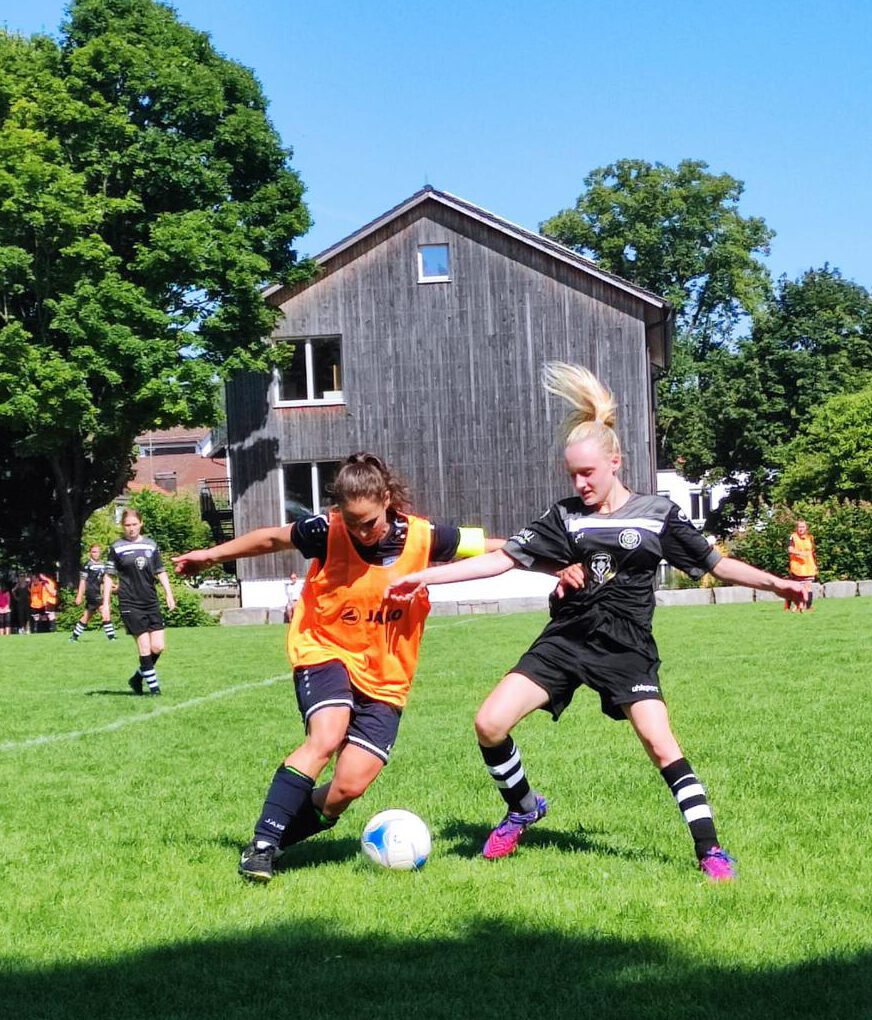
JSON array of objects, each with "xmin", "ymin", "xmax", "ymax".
[{"xmin": 265, "ymin": 186, "xmax": 671, "ymax": 314}]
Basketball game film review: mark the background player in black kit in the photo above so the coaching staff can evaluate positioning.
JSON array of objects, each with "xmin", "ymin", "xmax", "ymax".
[
  {"xmin": 104, "ymin": 508, "xmax": 176, "ymax": 695},
  {"xmin": 70, "ymin": 544, "xmax": 117, "ymax": 642},
  {"xmin": 388, "ymin": 362, "xmax": 807, "ymax": 881}
]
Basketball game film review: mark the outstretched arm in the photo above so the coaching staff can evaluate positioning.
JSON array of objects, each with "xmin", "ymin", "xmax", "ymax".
[
  {"xmin": 711, "ymin": 556, "xmax": 806, "ymax": 606},
  {"xmin": 173, "ymin": 526, "xmax": 294, "ymax": 577},
  {"xmin": 387, "ymin": 549, "xmax": 515, "ymax": 600}
]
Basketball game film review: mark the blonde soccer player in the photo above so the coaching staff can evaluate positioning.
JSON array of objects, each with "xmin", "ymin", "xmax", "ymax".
[{"xmin": 388, "ymin": 364, "xmax": 807, "ymax": 881}]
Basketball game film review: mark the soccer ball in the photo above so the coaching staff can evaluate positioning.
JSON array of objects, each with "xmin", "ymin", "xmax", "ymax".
[{"xmin": 360, "ymin": 809, "xmax": 431, "ymax": 871}]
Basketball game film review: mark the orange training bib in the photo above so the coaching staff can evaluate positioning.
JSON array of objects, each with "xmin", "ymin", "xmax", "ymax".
[
  {"xmin": 789, "ymin": 533, "xmax": 817, "ymax": 578},
  {"xmin": 287, "ymin": 513, "xmax": 432, "ymax": 707}
]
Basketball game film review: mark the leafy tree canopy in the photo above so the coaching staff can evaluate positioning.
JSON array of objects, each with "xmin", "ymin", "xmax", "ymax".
[
  {"xmin": 774, "ymin": 383, "xmax": 872, "ymax": 505},
  {"xmin": 665, "ymin": 268, "xmax": 872, "ymax": 530},
  {"xmin": 541, "ymin": 158, "xmax": 774, "ymax": 346},
  {"xmin": 0, "ymin": 0, "xmax": 312, "ymax": 582}
]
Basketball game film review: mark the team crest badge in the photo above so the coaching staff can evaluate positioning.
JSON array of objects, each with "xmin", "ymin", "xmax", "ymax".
[
  {"xmin": 589, "ymin": 552, "xmax": 615, "ymax": 585},
  {"xmin": 619, "ymin": 528, "xmax": 641, "ymax": 550}
]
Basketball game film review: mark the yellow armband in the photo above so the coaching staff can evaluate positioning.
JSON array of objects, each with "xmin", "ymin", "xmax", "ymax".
[{"xmin": 456, "ymin": 527, "xmax": 487, "ymax": 559}]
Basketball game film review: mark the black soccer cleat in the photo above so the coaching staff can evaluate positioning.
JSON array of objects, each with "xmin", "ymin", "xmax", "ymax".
[
  {"xmin": 239, "ymin": 841, "xmax": 280, "ymax": 883},
  {"xmin": 128, "ymin": 673, "xmax": 144, "ymax": 696}
]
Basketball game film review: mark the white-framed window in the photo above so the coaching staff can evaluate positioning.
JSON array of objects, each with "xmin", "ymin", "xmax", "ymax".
[
  {"xmin": 417, "ymin": 243, "xmax": 450, "ymax": 283},
  {"xmin": 274, "ymin": 336, "xmax": 343, "ymax": 405},
  {"xmin": 689, "ymin": 490, "xmax": 712, "ymax": 523},
  {"xmin": 281, "ymin": 460, "xmax": 343, "ymax": 524}
]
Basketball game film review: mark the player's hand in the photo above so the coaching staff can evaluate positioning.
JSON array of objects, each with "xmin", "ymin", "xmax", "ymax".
[
  {"xmin": 386, "ymin": 574, "xmax": 427, "ymax": 601},
  {"xmin": 554, "ymin": 563, "xmax": 586, "ymax": 599},
  {"xmin": 166, "ymin": 595, "xmax": 177, "ymax": 612},
  {"xmin": 775, "ymin": 578, "xmax": 807, "ymax": 608},
  {"xmin": 74, "ymin": 594, "xmax": 82, "ymax": 606},
  {"xmin": 172, "ymin": 550, "xmax": 214, "ymax": 576}
]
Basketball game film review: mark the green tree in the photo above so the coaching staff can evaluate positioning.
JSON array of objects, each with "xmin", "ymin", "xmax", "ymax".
[
  {"xmin": 541, "ymin": 158, "xmax": 774, "ymax": 344},
  {"xmin": 0, "ymin": 0, "xmax": 312, "ymax": 584},
  {"xmin": 704, "ymin": 268, "xmax": 872, "ymax": 529},
  {"xmin": 774, "ymin": 384, "xmax": 872, "ymax": 504}
]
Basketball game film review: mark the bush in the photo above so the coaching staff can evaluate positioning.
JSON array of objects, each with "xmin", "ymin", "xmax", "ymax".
[
  {"xmin": 729, "ymin": 498, "xmax": 872, "ymax": 582},
  {"xmin": 164, "ymin": 581, "xmax": 217, "ymax": 628},
  {"xmin": 54, "ymin": 579, "xmax": 216, "ymax": 631}
]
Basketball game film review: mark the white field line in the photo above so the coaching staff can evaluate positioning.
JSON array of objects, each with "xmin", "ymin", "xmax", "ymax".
[{"xmin": 0, "ymin": 673, "xmax": 291, "ymax": 754}]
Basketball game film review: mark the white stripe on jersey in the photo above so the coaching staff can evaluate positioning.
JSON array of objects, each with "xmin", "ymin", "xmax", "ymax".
[
  {"xmin": 565, "ymin": 516, "xmax": 665, "ymax": 534},
  {"xmin": 113, "ymin": 542, "xmax": 156, "ymax": 554}
]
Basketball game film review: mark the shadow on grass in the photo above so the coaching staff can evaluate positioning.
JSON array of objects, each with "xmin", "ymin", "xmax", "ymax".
[
  {"xmin": 1, "ymin": 919, "xmax": 869, "ymax": 1020},
  {"xmin": 440, "ymin": 818, "xmax": 673, "ymax": 865},
  {"xmin": 212, "ymin": 833, "xmax": 363, "ymax": 870},
  {"xmin": 84, "ymin": 690, "xmax": 139, "ymax": 697}
]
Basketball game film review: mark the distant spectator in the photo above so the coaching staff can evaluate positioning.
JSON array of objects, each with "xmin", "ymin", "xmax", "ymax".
[
  {"xmin": 0, "ymin": 584, "xmax": 11, "ymax": 636},
  {"xmin": 29, "ymin": 575, "xmax": 45, "ymax": 633},
  {"xmin": 787, "ymin": 519, "xmax": 817, "ymax": 613},
  {"xmin": 41, "ymin": 573, "xmax": 59, "ymax": 632},
  {"xmin": 285, "ymin": 572, "xmax": 303, "ymax": 623},
  {"xmin": 12, "ymin": 576, "xmax": 31, "ymax": 634}
]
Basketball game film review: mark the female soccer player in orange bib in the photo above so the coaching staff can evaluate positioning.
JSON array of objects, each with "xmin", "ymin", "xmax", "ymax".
[
  {"xmin": 388, "ymin": 365, "xmax": 808, "ymax": 882},
  {"xmin": 174, "ymin": 452, "xmax": 499, "ymax": 882},
  {"xmin": 787, "ymin": 519, "xmax": 817, "ymax": 612}
]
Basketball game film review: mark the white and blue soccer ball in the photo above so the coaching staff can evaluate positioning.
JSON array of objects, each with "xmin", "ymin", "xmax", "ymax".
[{"xmin": 361, "ymin": 809, "xmax": 431, "ymax": 871}]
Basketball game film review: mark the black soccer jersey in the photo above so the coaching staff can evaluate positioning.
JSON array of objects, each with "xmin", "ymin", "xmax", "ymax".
[
  {"xmin": 290, "ymin": 513, "xmax": 463, "ymax": 566},
  {"xmin": 80, "ymin": 560, "xmax": 108, "ymax": 602},
  {"xmin": 106, "ymin": 537, "xmax": 165, "ymax": 610},
  {"xmin": 503, "ymin": 493, "xmax": 721, "ymax": 650}
]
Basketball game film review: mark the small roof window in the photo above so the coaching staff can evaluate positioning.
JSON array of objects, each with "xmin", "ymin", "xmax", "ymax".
[{"xmin": 418, "ymin": 243, "xmax": 450, "ymax": 282}]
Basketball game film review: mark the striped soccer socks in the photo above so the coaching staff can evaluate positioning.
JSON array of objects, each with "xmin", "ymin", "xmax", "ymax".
[
  {"xmin": 661, "ymin": 757, "xmax": 719, "ymax": 859},
  {"xmin": 479, "ymin": 738, "xmax": 540, "ymax": 814},
  {"xmin": 139, "ymin": 654, "xmax": 160, "ymax": 694}
]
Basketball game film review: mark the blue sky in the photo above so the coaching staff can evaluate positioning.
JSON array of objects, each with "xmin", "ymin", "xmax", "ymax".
[{"xmin": 7, "ymin": 0, "xmax": 872, "ymax": 289}]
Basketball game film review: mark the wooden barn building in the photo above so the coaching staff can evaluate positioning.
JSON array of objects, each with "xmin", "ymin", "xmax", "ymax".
[{"xmin": 225, "ymin": 187, "xmax": 672, "ymax": 606}]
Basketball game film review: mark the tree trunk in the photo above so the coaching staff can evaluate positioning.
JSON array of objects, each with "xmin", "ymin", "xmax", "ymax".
[{"xmin": 50, "ymin": 452, "xmax": 86, "ymax": 588}]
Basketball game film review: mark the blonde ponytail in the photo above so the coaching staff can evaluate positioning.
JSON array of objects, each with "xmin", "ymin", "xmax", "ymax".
[{"xmin": 542, "ymin": 362, "xmax": 621, "ymax": 457}]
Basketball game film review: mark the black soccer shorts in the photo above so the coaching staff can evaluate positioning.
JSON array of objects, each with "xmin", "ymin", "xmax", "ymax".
[{"xmin": 293, "ymin": 659, "xmax": 402, "ymax": 764}]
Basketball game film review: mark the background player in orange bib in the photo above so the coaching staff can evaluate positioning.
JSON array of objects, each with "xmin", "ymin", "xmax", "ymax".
[
  {"xmin": 174, "ymin": 452, "xmax": 501, "ymax": 882},
  {"xmin": 787, "ymin": 519, "xmax": 817, "ymax": 612},
  {"xmin": 389, "ymin": 364, "xmax": 808, "ymax": 882}
]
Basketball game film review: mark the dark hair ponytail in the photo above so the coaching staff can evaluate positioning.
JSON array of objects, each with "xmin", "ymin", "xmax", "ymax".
[{"xmin": 330, "ymin": 453, "xmax": 412, "ymax": 513}]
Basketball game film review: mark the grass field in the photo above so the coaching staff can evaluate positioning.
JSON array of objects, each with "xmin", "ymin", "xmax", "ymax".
[{"xmin": 1, "ymin": 600, "xmax": 871, "ymax": 1019}]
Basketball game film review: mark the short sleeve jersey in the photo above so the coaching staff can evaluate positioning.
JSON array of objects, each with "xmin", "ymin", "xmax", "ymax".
[
  {"xmin": 290, "ymin": 513, "xmax": 463, "ymax": 566},
  {"xmin": 80, "ymin": 560, "xmax": 108, "ymax": 602},
  {"xmin": 503, "ymin": 493, "xmax": 721, "ymax": 649},
  {"xmin": 106, "ymin": 536, "xmax": 165, "ymax": 610}
]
